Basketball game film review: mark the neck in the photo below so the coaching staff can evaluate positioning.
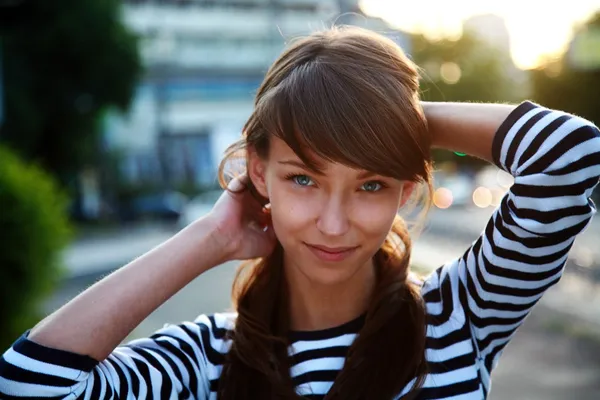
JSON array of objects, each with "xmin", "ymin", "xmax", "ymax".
[{"xmin": 285, "ymin": 256, "xmax": 376, "ymax": 332}]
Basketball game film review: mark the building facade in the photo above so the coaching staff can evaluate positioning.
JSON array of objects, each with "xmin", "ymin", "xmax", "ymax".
[{"xmin": 105, "ymin": 0, "xmax": 408, "ymax": 190}]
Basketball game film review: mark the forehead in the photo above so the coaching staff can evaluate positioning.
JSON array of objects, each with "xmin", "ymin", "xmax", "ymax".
[
  {"xmin": 268, "ymin": 136, "xmax": 330, "ymax": 170},
  {"xmin": 268, "ymin": 137, "xmax": 376, "ymax": 177},
  {"xmin": 269, "ymin": 136, "xmax": 300, "ymax": 158}
]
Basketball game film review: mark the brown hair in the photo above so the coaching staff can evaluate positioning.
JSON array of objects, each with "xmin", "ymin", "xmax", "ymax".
[{"xmin": 217, "ymin": 26, "xmax": 434, "ymax": 399}]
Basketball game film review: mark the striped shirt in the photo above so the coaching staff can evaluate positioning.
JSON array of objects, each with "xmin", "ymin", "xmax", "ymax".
[{"xmin": 1, "ymin": 101, "xmax": 600, "ymax": 399}]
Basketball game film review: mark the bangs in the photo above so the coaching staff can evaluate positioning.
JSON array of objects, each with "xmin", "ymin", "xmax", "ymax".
[{"xmin": 254, "ymin": 60, "xmax": 424, "ymax": 181}]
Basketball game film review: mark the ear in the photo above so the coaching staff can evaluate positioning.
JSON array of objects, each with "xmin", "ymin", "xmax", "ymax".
[
  {"xmin": 399, "ymin": 181, "xmax": 416, "ymax": 208},
  {"xmin": 247, "ymin": 147, "xmax": 269, "ymax": 200}
]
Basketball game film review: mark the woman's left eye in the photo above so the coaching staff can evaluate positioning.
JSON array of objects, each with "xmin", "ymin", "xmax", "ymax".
[{"xmin": 361, "ymin": 181, "xmax": 383, "ymax": 192}]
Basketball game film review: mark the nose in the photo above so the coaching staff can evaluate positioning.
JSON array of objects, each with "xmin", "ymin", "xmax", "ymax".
[{"xmin": 316, "ymin": 194, "xmax": 350, "ymax": 237}]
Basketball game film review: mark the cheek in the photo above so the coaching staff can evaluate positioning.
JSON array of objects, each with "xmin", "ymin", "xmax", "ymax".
[
  {"xmin": 351, "ymin": 197, "xmax": 399, "ymax": 240},
  {"xmin": 266, "ymin": 182, "xmax": 316, "ymax": 240}
]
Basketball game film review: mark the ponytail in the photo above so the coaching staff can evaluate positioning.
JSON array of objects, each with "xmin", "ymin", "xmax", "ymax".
[
  {"xmin": 217, "ymin": 216, "xmax": 428, "ymax": 399},
  {"xmin": 216, "ymin": 24, "xmax": 434, "ymax": 398}
]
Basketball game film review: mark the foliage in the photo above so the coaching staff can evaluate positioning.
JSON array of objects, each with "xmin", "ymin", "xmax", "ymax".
[
  {"xmin": 410, "ymin": 31, "xmax": 525, "ymax": 167},
  {"xmin": 0, "ymin": 0, "xmax": 142, "ymax": 186},
  {"xmin": 530, "ymin": 12, "xmax": 600, "ymax": 125},
  {"xmin": 412, "ymin": 32, "xmax": 522, "ymax": 104},
  {"xmin": 0, "ymin": 146, "xmax": 71, "ymax": 350}
]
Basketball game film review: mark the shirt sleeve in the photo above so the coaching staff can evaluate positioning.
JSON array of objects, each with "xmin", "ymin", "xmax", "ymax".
[
  {"xmin": 423, "ymin": 101, "xmax": 600, "ymax": 377},
  {"xmin": 0, "ymin": 314, "xmax": 229, "ymax": 399}
]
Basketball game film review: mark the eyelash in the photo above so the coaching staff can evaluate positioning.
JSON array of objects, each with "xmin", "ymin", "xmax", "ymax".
[
  {"xmin": 284, "ymin": 173, "xmax": 314, "ymax": 187},
  {"xmin": 283, "ymin": 173, "xmax": 387, "ymax": 192}
]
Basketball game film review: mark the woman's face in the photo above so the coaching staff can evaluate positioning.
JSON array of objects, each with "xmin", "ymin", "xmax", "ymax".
[{"xmin": 249, "ymin": 137, "xmax": 414, "ymax": 286}]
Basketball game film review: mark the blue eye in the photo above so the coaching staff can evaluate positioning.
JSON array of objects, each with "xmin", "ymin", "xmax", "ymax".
[
  {"xmin": 292, "ymin": 175, "xmax": 314, "ymax": 186},
  {"xmin": 361, "ymin": 181, "xmax": 382, "ymax": 192}
]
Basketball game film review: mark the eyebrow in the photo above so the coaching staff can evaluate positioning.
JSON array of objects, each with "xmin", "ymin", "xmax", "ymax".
[
  {"xmin": 278, "ymin": 160, "xmax": 380, "ymax": 180},
  {"xmin": 357, "ymin": 171, "xmax": 377, "ymax": 180},
  {"xmin": 278, "ymin": 160, "xmax": 324, "ymax": 175}
]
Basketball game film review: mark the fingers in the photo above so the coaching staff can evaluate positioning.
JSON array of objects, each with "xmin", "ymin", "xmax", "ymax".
[
  {"xmin": 248, "ymin": 220, "xmax": 270, "ymax": 233},
  {"xmin": 248, "ymin": 203, "xmax": 273, "ymax": 234},
  {"xmin": 228, "ymin": 173, "xmax": 273, "ymax": 236},
  {"xmin": 227, "ymin": 174, "xmax": 249, "ymax": 194},
  {"xmin": 251, "ymin": 207, "xmax": 272, "ymax": 231}
]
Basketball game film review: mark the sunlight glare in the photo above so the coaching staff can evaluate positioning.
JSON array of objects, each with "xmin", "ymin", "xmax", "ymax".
[
  {"xmin": 440, "ymin": 62, "xmax": 461, "ymax": 84},
  {"xmin": 473, "ymin": 187, "xmax": 493, "ymax": 208},
  {"xmin": 433, "ymin": 187, "xmax": 453, "ymax": 209},
  {"xmin": 360, "ymin": 0, "xmax": 600, "ymax": 69}
]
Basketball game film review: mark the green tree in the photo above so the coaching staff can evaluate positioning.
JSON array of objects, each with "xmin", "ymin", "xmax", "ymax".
[
  {"xmin": 411, "ymin": 32, "xmax": 523, "ymax": 167},
  {"xmin": 0, "ymin": 146, "xmax": 71, "ymax": 350},
  {"xmin": 530, "ymin": 12, "xmax": 600, "ymax": 125},
  {"xmin": 411, "ymin": 32, "xmax": 522, "ymax": 104},
  {"xmin": 0, "ymin": 0, "xmax": 141, "ymax": 187},
  {"xmin": 531, "ymin": 12, "xmax": 600, "ymax": 201}
]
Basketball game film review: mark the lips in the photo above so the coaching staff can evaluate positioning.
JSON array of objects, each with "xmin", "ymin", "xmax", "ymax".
[
  {"xmin": 304, "ymin": 243, "xmax": 359, "ymax": 262},
  {"xmin": 306, "ymin": 244, "xmax": 358, "ymax": 253}
]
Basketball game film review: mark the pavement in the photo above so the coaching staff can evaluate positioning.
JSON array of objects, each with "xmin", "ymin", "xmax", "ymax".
[
  {"xmin": 62, "ymin": 205, "xmax": 600, "ymax": 278},
  {"xmin": 63, "ymin": 223, "xmax": 177, "ymax": 279},
  {"xmin": 489, "ymin": 306, "xmax": 600, "ymax": 400},
  {"xmin": 426, "ymin": 207, "xmax": 600, "ymax": 276},
  {"xmin": 47, "ymin": 255, "xmax": 600, "ymax": 400},
  {"xmin": 44, "ymin": 205, "xmax": 600, "ymax": 399},
  {"xmin": 58, "ymin": 206, "xmax": 600, "ymax": 332}
]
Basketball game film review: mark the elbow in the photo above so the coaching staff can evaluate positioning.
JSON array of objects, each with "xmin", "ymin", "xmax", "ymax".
[{"xmin": 0, "ymin": 345, "xmax": 89, "ymax": 399}]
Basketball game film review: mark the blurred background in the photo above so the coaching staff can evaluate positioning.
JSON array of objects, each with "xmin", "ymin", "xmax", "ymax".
[{"xmin": 1, "ymin": 1, "xmax": 599, "ymax": 398}]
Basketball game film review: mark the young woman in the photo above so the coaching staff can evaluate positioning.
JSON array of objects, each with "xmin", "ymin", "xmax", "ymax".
[{"xmin": 1, "ymin": 26, "xmax": 599, "ymax": 400}]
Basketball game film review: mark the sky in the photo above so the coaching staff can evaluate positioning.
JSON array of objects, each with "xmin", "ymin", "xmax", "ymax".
[{"xmin": 360, "ymin": 0, "xmax": 600, "ymax": 69}]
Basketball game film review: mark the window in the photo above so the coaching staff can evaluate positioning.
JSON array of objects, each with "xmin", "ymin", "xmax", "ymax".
[{"xmin": 161, "ymin": 132, "xmax": 215, "ymax": 186}]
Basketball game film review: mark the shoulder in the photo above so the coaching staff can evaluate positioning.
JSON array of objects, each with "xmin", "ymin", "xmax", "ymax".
[
  {"xmin": 189, "ymin": 312, "xmax": 237, "ymax": 342},
  {"xmin": 408, "ymin": 271, "xmax": 426, "ymax": 289},
  {"xmin": 410, "ymin": 270, "xmax": 439, "ymax": 302},
  {"xmin": 170, "ymin": 312, "xmax": 238, "ymax": 357},
  {"xmin": 151, "ymin": 312, "xmax": 237, "ymax": 351},
  {"xmin": 192, "ymin": 311, "xmax": 238, "ymax": 331}
]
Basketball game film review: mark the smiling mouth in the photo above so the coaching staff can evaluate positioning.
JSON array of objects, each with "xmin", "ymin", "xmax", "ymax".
[
  {"xmin": 305, "ymin": 244, "xmax": 358, "ymax": 253},
  {"xmin": 304, "ymin": 243, "xmax": 359, "ymax": 262}
]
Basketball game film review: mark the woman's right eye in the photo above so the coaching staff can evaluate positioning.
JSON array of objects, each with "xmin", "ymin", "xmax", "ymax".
[{"xmin": 291, "ymin": 174, "xmax": 314, "ymax": 186}]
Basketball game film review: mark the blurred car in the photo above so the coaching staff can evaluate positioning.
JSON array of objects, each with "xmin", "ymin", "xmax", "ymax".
[
  {"xmin": 433, "ymin": 172, "xmax": 474, "ymax": 209},
  {"xmin": 472, "ymin": 166, "xmax": 513, "ymax": 208},
  {"xmin": 119, "ymin": 190, "xmax": 188, "ymax": 222},
  {"xmin": 177, "ymin": 189, "xmax": 224, "ymax": 229}
]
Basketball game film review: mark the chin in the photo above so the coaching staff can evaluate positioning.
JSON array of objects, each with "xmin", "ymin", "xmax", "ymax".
[
  {"xmin": 302, "ymin": 264, "xmax": 360, "ymax": 286},
  {"xmin": 294, "ymin": 245, "xmax": 374, "ymax": 286}
]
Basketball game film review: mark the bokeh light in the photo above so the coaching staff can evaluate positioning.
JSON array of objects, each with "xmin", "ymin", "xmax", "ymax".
[
  {"xmin": 433, "ymin": 187, "xmax": 454, "ymax": 209},
  {"xmin": 440, "ymin": 62, "xmax": 462, "ymax": 84},
  {"xmin": 496, "ymin": 169, "xmax": 514, "ymax": 188},
  {"xmin": 491, "ymin": 188, "xmax": 506, "ymax": 206},
  {"xmin": 472, "ymin": 186, "xmax": 493, "ymax": 208}
]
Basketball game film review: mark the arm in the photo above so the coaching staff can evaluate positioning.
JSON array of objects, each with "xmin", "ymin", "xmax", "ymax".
[
  {"xmin": 0, "ymin": 219, "xmax": 224, "ymax": 399},
  {"xmin": 0, "ymin": 176, "xmax": 275, "ymax": 399},
  {"xmin": 423, "ymin": 101, "xmax": 517, "ymax": 162},
  {"xmin": 28, "ymin": 219, "xmax": 225, "ymax": 361},
  {"xmin": 422, "ymin": 101, "xmax": 600, "ymax": 384}
]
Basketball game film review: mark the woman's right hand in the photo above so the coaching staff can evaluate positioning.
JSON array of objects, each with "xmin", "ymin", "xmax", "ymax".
[
  {"xmin": 206, "ymin": 174, "xmax": 277, "ymax": 262},
  {"xmin": 24, "ymin": 173, "xmax": 276, "ymax": 362}
]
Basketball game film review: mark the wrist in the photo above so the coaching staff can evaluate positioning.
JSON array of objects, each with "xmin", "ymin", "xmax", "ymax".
[
  {"xmin": 181, "ymin": 216, "xmax": 233, "ymax": 271},
  {"xmin": 421, "ymin": 101, "xmax": 443, "ymax": 149}
]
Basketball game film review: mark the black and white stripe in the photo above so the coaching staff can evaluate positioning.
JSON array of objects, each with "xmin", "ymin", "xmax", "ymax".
[{"xmin": 1, "ymin": 101, "xmax": 599, "ymax": 399}]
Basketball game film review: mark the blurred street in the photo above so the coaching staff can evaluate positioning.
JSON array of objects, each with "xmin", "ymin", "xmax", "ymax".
[
  {"xmin": 3, "ymin": 0, "xmax": 600, "ymax": 397},
  {"xmin": 45, "ymin": 204, "xmax": 600, "ymax": 400}
]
